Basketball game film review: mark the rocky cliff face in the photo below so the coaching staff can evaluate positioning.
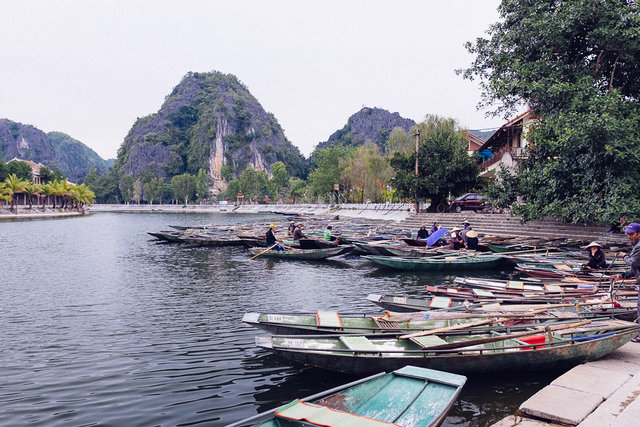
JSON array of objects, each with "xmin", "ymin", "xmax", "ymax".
[
  {"xmin": 0, "ymin": 119, "xmax": 111, "ymax": 181},
  {"xmin": 116, "ymin": 71, "xmax": 308, "ymax": 193},
  {"xmin": 316, "ymin": 107, "xmax": 416, "ymax": 152}
]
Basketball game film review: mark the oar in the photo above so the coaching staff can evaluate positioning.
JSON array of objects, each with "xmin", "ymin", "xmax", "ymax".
[
  {"xmin": 419, "ymin": 320, "xmax": 592, "ymax": 350},
  {"xmin": 400, "ymin": 317, "xmax": 510, "ymax": 339},
  {"xmin": 250, "ymin": 243, "xmax": 278, "ymax": 260}
]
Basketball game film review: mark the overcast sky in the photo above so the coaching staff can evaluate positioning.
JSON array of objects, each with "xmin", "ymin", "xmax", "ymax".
[{"xmin": 0, "ymin": 0, "xmax": 506, "ymax": 160}]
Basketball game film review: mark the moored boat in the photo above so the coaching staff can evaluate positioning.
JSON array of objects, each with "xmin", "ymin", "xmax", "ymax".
[
  {"xmin": 247, "ymin": 245, "xmax": 352, "ymax": 260},
  {"xmin": 255, "ymin": 320, "xmax": 640, "ymax": 375},
  {"xmin": 227, "ymin": 365, "xmax": 467, "ymax": 427},
  {"xmin": 363, "ymin": 254, "xmax": 504, "ymax": 271}
]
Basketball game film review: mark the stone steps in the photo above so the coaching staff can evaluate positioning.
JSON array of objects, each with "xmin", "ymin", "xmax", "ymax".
[{"xmin": 397, "ymin": 212, "xmax": 628, "ymax": 246}]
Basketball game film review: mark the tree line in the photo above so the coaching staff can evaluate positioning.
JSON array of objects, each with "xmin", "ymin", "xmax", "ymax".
[{"xmin": 0, "ymin": 160, "xmax": 95, "ymax": 213}]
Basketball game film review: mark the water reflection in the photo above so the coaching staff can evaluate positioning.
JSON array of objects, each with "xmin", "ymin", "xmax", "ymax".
[{"xmin": 0, "ymin": 212, "xmax": 554, "ymax": 426}]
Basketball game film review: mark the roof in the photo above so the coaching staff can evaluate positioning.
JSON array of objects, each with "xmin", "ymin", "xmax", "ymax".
[
  {"xmin": 9, "ymin": 158, "xmax": 43, "ymax": 173},
  {"xmin": 477, "ymin": 110, "xmax": 534, "ymax": 151}
]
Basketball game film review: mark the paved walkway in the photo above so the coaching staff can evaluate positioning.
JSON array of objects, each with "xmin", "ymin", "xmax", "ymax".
[{"xmin": 492, "ymin": 342, "xmax": 640, "ymax": 426}]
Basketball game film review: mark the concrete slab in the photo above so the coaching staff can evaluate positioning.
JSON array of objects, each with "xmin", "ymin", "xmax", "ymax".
[
  {"xmin": 550, "ymin": 365, "xmax": 632, "ymax": 399},
  {"xmin": 602, "ymin": 342, "xmax": 640, "ymax": 366},
  {"xmin": 491, "ymin": 415, "xmax": 556, "ymax": 426},
  {"xmin": 578, "ymin": 372, "xmax": 640, "ymax": 427},
  {"xmin": 585, "ymin": 357, "xmax": 640, "ymax": 375},
  {"xmin": 520, "ymin": 384, "xmax": 603, "ymax": 425}
]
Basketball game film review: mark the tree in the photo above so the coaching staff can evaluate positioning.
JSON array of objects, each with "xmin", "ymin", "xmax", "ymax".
[
  {"xmin": 308, "ymin": 146, "xmax": 355, "ymax": 201},
  {"xmin": 3, "ymin": 174, "xmax": 27, "ymax": 213},
  {"xmin": 389, "ymin": 116, "xmax": 479, "ymax": 210},
  {"xmin": 459, "ymin": 0, "xmax": 640, "ymax": 223},
  {"xmin": 23, "ymin": 182, "xmax": 42, "ymax": 210},
  {"xmin": 344, "ymin": 143, "xmax": 394, "ymax": 203},
  {"xmin": 270, "ymin": 161, "xmax": 288, "ymax": 202},
  {"xmin": 171, "ymin": 173, "xmax": 196, "ymax": 205},
  {"xmin": 7, "ymin": 160, "xmax": 33, "ymax": 181},
  {"xmin": 288, "ymin": 177, "xmax": 309, "ymax": 204},
  {"xmin": 195, "ymin": 169, "xmax": 210, "ymax": 203},
  {"xmin": 133, "ymin": 179, "xmax": 143, "ymax": 204},
  {"xmin": 39, "ymin": 166, "xmax": 54, "ymax": 183},
  {"xmin": 0, "ymin": 161, "xmax": 8, "ymax": 181},
  {"xmin": 385, "ymin": 127, "xmax": 412, "ymax": 156},
  {"xmin": 119, "ymin": 175, "xmax": 134, "ymax": 204}
]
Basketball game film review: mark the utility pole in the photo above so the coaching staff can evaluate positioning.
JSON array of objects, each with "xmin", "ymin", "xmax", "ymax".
[{"xmin": 414, "ymin": 129, "xmax": 420, "ymax": 213}]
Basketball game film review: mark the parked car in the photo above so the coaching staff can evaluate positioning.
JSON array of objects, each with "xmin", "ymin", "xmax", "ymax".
[{"xmin": 450, "ymin": 193, "xmax": 487, "ymax": 213}]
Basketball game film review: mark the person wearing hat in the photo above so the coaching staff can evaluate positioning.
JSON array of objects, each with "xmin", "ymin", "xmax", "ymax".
[
  {"xmin": 448, "ymin": 227, "xmax": 464, "ymax": 250},
  {"xmin": 465, "ymin": 230, "xmax": 479, "ymax": 250},
  {"xmin": 293, "ymin": 223, "xmax": 306, "ymax": 241},
  {"xmin": 617, "ymin": 222, "xmax": 640, "ymax": 334},
  {"xmin": 287, "ymin": 220, "xmax": 296, "ymax": 236},
  {"xmin": 584, "ymin": 242, "xmax": 607, "ymax": 270},
  {"xmin": 417, "ymin": 225, "xmax": 428, "ymax": 240},
  {"xmin": 462, "ymin": 219, "xmax": 471, "ymax": 230},
  {"xmin": 265, "ymin": 224, "xmax": 285, "ymax": 251}
]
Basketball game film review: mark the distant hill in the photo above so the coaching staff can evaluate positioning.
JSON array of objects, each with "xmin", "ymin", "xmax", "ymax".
[
  {"xmin": 114, "ymin": 71, "xmax": 308, "ymax": 193},
  {"xmin": 316, "ymin": 107, "xmax": 416, "ymax": 152},
  {"xmin": 0, "ymin": 119, "xmax": 111, "ymax": 181}
]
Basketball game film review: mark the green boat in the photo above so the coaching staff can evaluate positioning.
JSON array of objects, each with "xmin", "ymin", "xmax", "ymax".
[
  {"xmin": 247, "ymin": 245, "xmax": 352, "ymax": 260},
  {"xmin": 227, "ymin": 365, "xmax": 466, "ymax": 427},
  {"xmin": 363, "ymin": 254, "xmax": 504, "ymax": 271},
  {"xmin": 255, "ymin": 320, "xmax": 640, "ymax": 376}
]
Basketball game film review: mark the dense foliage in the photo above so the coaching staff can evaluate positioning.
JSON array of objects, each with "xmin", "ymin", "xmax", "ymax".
[
  {"xmin": 389, "ymin": 116, "xmax": 480, "ymax": 210},
  {"xmin": 460, "ymin": 0, "xmax": 640, "ymax": 223}
]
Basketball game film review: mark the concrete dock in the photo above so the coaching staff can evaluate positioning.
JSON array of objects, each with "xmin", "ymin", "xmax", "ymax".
[{"xmin": 492, "ymin": 342, "xmax": 640, "ymax": 426}]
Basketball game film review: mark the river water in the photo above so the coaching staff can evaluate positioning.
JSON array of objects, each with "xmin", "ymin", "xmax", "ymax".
[{"xmin": 0, "ymin": 212, "xmax": 560, "ymax": 426}]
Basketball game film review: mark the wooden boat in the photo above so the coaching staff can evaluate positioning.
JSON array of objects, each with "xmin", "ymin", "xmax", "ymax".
[
  {"xmin": 255, "ymin": 321, "xmax": 640, "ymax": 375},
  {"xmin": 227, "ymin": 365, "xmax": 466, "ymax": 427},
  {"xmin": 352, "ymin": 241, "xmax": 398, "ymax": 256},
  {"xmin": 296, "ymin": 238, "xmax": 339, "ymax": 249},
  {"xmin": 451, "ymin": 277, "xmax": 599, "ymax": 294},
  {"xmin": 181, "ymin": 235, "xmax": 245, "ymax": 247},
  {"xmin": 367, "ymin": 293, "xmax": 638, "ymax": 320},
  {"xmin": 384, "ymin": 247, "xmax": 448, "ymax": 258},
  {"xmin": 402, "ymin": 238, "xmax": 427, "ymax": 247},
  {"xmin": 363, "ymin": 254, "xmax": 504, "ymax": 271},
  {"xmin": 247, "ymin": 245, "xmax": 352, "ymax": 260},
  {"xmin": 147, "ymin": 231, "xmax": 185, "ymax": 242}
]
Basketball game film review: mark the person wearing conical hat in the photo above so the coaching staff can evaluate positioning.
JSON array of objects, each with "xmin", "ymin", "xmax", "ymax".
[
  {"xmin": 465, "ymin": 230, "xmax": 479, "ymax": 251},
  {"xmin": 584, "ymin": 241, "xmax": 606, "ymax": 270}
]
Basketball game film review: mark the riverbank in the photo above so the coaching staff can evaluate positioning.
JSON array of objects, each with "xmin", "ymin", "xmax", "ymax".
[
  {"xmin": 0, "ymin": 207, "xmax": 83, "ymax": 220},
  {"xmin": 87, "ymin": 202, "xmax": 413, "ymax": 221}
]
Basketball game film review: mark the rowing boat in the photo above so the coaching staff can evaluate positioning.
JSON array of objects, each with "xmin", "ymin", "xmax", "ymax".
[
  {"xmin": 255, "ymin": 321, "xmax": 640, "ymax": 375},
  {"xmin": 363, "ymin": 254, "xmax": 504, "ymax": 271},
  {"xmin": 247, "ymin": 245, "xmax": 352, "ymax": 260},
  {"xmin": 227, "ymin": 365, "xmax": 467, "ymax": 427}
]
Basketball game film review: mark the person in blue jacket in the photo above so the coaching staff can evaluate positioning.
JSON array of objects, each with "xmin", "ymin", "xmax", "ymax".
[{"xmin": 417, "ymin": 225, "xmax": 428, "ymax": 239}]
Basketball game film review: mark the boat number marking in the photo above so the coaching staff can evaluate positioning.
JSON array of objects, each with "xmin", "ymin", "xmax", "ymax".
[
  {"xmin": 283, "ymin": 339, "xmax": 304, "ymax": 347},
  {"xmin": 393, "ymin": 297, "xmax": 407, "ymax": 304},
  {"xmin": 267, "ymin": 314, "xmax": 283, "ymax": 323}
]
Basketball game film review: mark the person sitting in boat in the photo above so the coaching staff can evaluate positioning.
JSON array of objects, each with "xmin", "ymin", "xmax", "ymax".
[
  {"xmin": 465, "ymin": 230, "xmax": 479, "ymax": 250},
  {"xmin": 324, "ymin": 225, "xmax": 334, "ymax": 242},
  {"xmin": 287, "ymin": 221, "xmax": 296, "ymax": 236},
  {"xmin": 430, "ymin": 222, "xmax": 439, "ymax": 234},
  {"xmin": 417, "ymin": 225, "xmax": 428, "ymax": 240},
  {"xmin": 463, "ymin": 219, "xmax": 471, "ymax": 230},
  {"xmin": 584, "ymin": 242, "xmax": 607, "ymax": 269},
  {"xmin": 448, "ymin": 228, "xmax": 464, "ymax": 250},
  {"xmin": 265, "ymin": 224, "xmax": 285, "ymax": 251},
  {"xmin": 293, "ymin": 223, "xmax": 306, "ymax": 241},
  {"xmin": 615, "ymin": 222, "xmax": 640, "ymax": 339}
]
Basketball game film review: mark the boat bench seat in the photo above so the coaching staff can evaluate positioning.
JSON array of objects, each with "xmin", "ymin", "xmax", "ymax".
[
  {"xmin": 316, "ymin": 310, "xmax": 342, "ymax": 327},
  {"xmin": 339, "ymin": 336, "xmax": 377, "ymax": 352},
  {"xmin": 410, "ymin": 335, "xmax": 448, "ymax": 349},
  {"xmin": 428, "ymin": 296, "xmax": 452, "ymax": 308},
  {"xmin": 275, "ymin": 399, "xmax": 399, "ymax": 426}
]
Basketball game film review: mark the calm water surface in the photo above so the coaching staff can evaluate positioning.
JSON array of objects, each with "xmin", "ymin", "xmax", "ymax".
[{"xmin": 0, "ymin": 212, "xmax": 559, "ymax": 426}]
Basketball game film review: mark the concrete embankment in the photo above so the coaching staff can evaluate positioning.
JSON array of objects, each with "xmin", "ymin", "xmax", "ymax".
[
  {"xmin": 83, "ymin": 203, "xmax": 628, "ymax": 245},
  {"xmin": 492, "ymin": 342, "xmax": 640, "ymax": 426},
  {"xmin": 0, "ymin": 208, "xmax": 83, "ymax": 221}
]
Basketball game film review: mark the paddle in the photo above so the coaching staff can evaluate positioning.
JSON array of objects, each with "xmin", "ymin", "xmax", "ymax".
[
  {"xmin": 399, "ymin": 317, "xmax": 511, "ymax": 339},
  {"xmin": 250, "ymin": 243, "xmax": 278, "ymax": 260},
  {"xmin": 417, "ymin": 320, "xmax": 592, "ymax": 350}
]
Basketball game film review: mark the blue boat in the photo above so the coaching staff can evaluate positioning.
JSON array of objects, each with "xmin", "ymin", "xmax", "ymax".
[{"xmin": 228, "ymin": 365, "xmax": 466, "ymax": 427}]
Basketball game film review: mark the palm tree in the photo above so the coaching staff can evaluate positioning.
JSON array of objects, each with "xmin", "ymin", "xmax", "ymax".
[
  {"xmin": 0, "ymin": 182, "xmax": 11, "ymax": 211},
  {"xmin": 3, "ymin": 174, "xmax": 27, "ymax": 213},
  {"xmin": 41, "ymin": 182, "xmax": 55, "ymax": 211},
  {"xmin": 23, "ymin": 182, "xmax": 42, "ymax": 210},
  {"xmin": 72, "ymin": 184, "xmax": 95, "ymax": 213}
]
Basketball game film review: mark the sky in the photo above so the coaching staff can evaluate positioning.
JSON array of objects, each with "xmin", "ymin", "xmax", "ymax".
[{"xmin": 0, "ymin": 0, "xmax": 506, "ymax": 160}]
